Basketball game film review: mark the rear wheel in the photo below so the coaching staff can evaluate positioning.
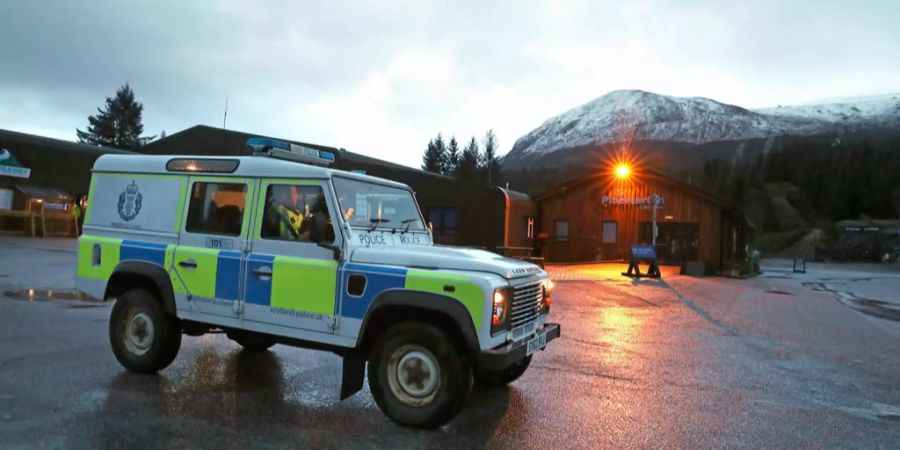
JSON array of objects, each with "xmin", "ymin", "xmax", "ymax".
[
  {"xmin": 367, "ymin": 322, "xmax": 472, "ymax": 429},
  {"xmin": 109, "ymin": 289, "xmax": 181, "ymax": 374},
  {"xmin": 227, "ymin": 331, "xmax": 277, "ymax": 353},
  {"xmin": 474, "ymin": 355, "xmax": 532, "ymax": 386}
]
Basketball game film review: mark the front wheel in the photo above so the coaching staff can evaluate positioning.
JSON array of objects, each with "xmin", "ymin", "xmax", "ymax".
[
  {"xmin": 474, "ymin": 355, "xmax": 532, "ymax": 386},
  {"xmin": 109, "ymin": 289, "xmax": 181, "ymax": 374},
  {"xmin": 367, "ymin": 322, "xmax": 472, "ymax": 429}
]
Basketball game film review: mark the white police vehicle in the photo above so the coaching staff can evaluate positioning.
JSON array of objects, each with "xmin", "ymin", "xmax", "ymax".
[{"xmin": 75, "ymin": 137, "xmax": 560, "ymax": 428}]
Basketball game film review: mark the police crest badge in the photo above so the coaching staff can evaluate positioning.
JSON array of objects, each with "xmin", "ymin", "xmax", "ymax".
[{"xmin": 117, "ymin": 180, "xmax": 143, "ymax": 222}]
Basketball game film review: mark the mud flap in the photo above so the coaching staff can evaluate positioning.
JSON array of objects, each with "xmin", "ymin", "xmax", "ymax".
[{"xmin": 340, "ymin": 351, "xmax": 366, "ymax": 400}]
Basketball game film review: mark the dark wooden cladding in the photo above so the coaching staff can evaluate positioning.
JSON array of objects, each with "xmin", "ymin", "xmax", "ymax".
[{"xmin": 535, "ymin": 169, "xmax": 749, "ymax": 273}]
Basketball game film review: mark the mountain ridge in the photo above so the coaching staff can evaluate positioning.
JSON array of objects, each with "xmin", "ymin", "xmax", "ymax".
[{"xmin": 503, "ymin": 90, "xmax": 900, "ymax": 171}]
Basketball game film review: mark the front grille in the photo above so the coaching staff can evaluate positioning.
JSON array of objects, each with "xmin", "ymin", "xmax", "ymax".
[{"xmin": 509, "ymin": 280, "xmax": 541, "ymax": 329}]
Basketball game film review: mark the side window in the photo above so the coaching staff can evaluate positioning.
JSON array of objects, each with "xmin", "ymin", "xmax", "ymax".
[
  {"xmin": 554, "ymin": 220, "xmax": 569, "ymax": 242},
  {"xmin": 428, "ymin": 208, "xmax": 458, "ymax": 234},
  {"xmin": 602, "ymin": 221, "xmax": 617, "ymax": 244},
  {"xmin": 185, "ymin": 182, "xmax": 247, "ymax": 236},
  {"xmin": 260, "ymin": 184, "xmax": 334, "ymax": 243}
]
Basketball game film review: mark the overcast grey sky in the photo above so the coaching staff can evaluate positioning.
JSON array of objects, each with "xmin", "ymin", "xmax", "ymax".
[{"xmin": 1, "ymin": 0, "xmax": 898, "ymax": 167}]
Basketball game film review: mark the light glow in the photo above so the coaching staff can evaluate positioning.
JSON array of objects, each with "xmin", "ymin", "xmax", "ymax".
[{"xmin": 615, "ymin": 164, "xmax": 631, "ymax": 179}]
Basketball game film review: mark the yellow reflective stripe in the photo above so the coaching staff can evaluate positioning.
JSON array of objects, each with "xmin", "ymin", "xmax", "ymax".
[
  {"xmin": 77, "ymin": 235, "xmax": 122, "ymax": 281},
  {"xmin": 174, "ymin": 178, "xmax": 186, "ymax": 232},
  {"xmin": 173, "ymin": 247, "xmax": 219, "ymax": 298},
  {"xmin": 405, "ymin": 270, "xmax": 483, "ymax": 329},
  {"xmin": 270, "ymin": 256, "xmax": 337, "ymax": 314}
]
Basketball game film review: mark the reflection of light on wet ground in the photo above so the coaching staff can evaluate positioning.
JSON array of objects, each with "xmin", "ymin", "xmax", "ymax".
[
  {"xmin": 548, "ymin": 263, "xmax": 682, "ymax": 282},
  {"xmin": 3, "ymin": 288, "xmax": 96, "ymax": 302},
  {"xmin": 597, "ymin": 307, "xmax": 641, "ymax": 366}
]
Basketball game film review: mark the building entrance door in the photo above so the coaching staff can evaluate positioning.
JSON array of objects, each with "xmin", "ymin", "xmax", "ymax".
[{"xmin": 639, "ymin": 222, "xmax": 699, "ymax": 263}]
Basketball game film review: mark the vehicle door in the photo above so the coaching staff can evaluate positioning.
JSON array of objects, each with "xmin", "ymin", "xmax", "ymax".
[
  {"xmin": 173, "ymin": 177, "xmax": 257, "ymax": 318},
  {"xmin": 243, "ymin": 179, "xmax": 343, "ymax": 334}
]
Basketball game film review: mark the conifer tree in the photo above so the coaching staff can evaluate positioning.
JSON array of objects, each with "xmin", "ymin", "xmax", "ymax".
[
  {"xmin": 458, "ymin": 136, "xmax": 481, "ymax": 181},
  {"xmin": 76, "ymin": 84, "xmax": 154, "ymax": 149},
  {"xmin": 446, "ymin": 136, "xmax": 460, "ymax": 176},
  {"xmin": 482, "ymin": 129, "xmax": 501, "ymax": 184},
  {"xmin": 421, "ymin": 137, "xmax": 444, "ymax": 173}
]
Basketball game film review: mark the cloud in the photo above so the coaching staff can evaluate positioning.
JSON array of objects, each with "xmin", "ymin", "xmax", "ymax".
[{"xmin": 1, "ymin": 0, "xmax": 898, "ymax": 167}]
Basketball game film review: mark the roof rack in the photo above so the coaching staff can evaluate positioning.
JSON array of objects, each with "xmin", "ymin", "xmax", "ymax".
[{"xmin": 246, "ymin": 137, "xmax": 336, "ymax": 166}]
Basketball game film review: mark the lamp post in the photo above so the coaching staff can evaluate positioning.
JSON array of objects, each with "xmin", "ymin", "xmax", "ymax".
[{"xmin": 650, "ymin": 193, "xmax": 661, "ymax": 246}]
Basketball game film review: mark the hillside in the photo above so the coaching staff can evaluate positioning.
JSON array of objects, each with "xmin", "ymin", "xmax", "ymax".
[{"xmin": 502, "ymin": 90, "xmax": 900, "ymax": 172}]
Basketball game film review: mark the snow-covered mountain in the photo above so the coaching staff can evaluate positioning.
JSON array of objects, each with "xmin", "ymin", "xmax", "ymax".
[
  {"xmin": 503, "ymin": 90, "xmax": 900, "ymax": 171},
  {"xmin": 756, "ymin": 93, "xmax": 900, "ymax": 126}
]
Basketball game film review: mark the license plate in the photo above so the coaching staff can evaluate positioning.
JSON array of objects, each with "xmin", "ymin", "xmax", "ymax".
[{"xmin": 526, "ymin": 331, "xmax": 547, "ymax": 356}]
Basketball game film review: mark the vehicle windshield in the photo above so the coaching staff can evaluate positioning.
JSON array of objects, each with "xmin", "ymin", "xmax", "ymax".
[{"xmin": 332, "ymin": 177, "xmax": 426, "ymax": 231}]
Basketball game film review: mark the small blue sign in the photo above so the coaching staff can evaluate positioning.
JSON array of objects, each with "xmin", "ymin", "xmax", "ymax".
[{"xmin": 630, "ymin": 244, "xmax": 656, "ymax": 259}]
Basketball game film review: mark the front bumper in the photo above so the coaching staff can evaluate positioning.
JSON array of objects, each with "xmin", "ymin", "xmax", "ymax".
[{"xmin": 477, "ymin": 323, "xmax": 560, "ymax": 371}]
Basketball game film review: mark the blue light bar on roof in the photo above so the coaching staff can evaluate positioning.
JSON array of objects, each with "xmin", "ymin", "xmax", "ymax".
[{"xmin": 247, "ymin": 137, "xmax": 335, "ymax": 166}]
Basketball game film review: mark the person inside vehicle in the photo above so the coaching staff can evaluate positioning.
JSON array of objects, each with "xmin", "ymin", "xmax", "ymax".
[
  {"xmin": 270, "ymin": 185, "xmax": 304, "ymax": 240},
  {"xmin": 337, "ymin": 192, "xmax": 355, "ymax": 223}
]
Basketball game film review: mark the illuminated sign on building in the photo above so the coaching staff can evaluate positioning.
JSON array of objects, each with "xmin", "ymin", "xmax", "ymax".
[{"xmin": 601, "ymin": 191, "xmax": 664, "ymax": 209}]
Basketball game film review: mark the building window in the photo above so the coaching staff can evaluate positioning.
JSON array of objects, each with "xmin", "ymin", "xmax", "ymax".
[
  {"xmin": 602, "ymin": 221, "xmax": 617, "ymax": 244},
  {"xmin": 523, "ymin": 217, "xmax": 535, "ymax": 239},
  {"xmin": 554, "ymin": 220, "xmax": 569, "ymax": 241},
  {"xmin": 185, "ymin": 182, "xmax": 247, "ymax": 236},
  {"xmin": 428, "ymin": 207, "xmax": 458, "ymax": 233}
]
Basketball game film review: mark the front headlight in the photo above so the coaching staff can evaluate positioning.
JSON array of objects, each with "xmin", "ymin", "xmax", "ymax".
[
  {"xmin": 491, "ymin": 287, "xmax": 511, "ymax": 335},
  {"xmin": 541, "ymin": 279, "xmax": 553, "ymax": 312}
]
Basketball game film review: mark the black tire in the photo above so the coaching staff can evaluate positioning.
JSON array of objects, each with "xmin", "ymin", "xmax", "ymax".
[
  {"xmin": 474, "ymin": 355, "xmax": 532, "ymax": 386},
  {"xmin": 227, "ymin": 331, "xmax": 277, "ymax": 353},
  {"xmin": 367, "ymin": 322, "xmax": 472, "ymax": 429},
  {"xmin": 109, "ymin": 289, "xmax": 181, "ymax": 374}
]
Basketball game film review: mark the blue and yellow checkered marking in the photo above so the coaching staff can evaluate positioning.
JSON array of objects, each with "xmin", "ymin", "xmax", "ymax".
[
  {"xmin": 78, "ymin": 238, "xmax": 482, "ymax": 325},
  {"xmin": 245, "ymin": 254, "xmax": 275, "ymax": 305},
  {"xmin": 340, "ymin": 263, "xmax": 408, "ymax": 319},
  {"xmin": 215, "ymin": 250, "xmax": 243, "ymax": 301},
  {"xmin": 120, "ymin": 240, "xmax": 168, "ymax": 266}
]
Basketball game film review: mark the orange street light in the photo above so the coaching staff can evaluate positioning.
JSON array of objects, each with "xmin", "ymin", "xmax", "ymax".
[{"xmin": 615, "ymin": 163, "xmax": 631, "ymax": 179}]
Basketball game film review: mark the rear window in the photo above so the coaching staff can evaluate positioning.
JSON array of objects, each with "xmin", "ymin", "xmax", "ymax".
[{"xmin": 184, "ymin": 182, "xmax": 247, "ymax": 236}]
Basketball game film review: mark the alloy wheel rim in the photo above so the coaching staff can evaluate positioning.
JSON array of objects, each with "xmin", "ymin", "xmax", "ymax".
[
  {"xmin": 124, "ymin": 311, "xmax": 154, "ymax": 356},
  {"xmin": 387, "ymin": 344, "xmax": 441, "ymax": 406}
]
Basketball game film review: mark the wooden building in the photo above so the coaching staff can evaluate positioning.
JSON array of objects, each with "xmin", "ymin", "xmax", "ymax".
[{"xmin": 534, "ymin": 168, "xmax": 750, "ymax": 274}]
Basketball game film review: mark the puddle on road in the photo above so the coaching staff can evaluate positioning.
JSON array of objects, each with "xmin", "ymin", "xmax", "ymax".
[
  {"xmin": 802, "ymin": 282, "xmax": 900, "ymax": 322},
  {"xmin": 765, "ymin": 289, "xmax": 796, "ymax": 296},
  {"xmin": 3, "ymin": 289, "xmax": 99, "ymax": 303}
]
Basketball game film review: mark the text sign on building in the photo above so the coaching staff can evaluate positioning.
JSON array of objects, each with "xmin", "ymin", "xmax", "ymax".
[
  {"xmin": 0, "ymin": 148, "xmax": 31, "ymax": 179},
  {"xmin": 601, "ymin": 191, "xmax": 664, "ymax": 209}
]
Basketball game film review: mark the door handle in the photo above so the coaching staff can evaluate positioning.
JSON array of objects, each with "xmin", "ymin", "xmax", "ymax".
[
  {"xmin": 253, "ymin": 266, "xmax": 273, "ymax": 278},
  {"xmin": 178, "ymin": 259, "xmax": 198, "ymax": 269}
]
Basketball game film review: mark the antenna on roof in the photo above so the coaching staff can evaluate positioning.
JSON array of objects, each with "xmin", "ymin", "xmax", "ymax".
[{"xmin": 223, "ymin": 97, "xmax": 228, "ymax": 130}]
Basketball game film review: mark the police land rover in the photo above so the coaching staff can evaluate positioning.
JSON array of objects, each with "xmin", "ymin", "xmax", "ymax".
[{"xmin": 75, "ymin": 138, "xmax": 560, "ymax": 428}]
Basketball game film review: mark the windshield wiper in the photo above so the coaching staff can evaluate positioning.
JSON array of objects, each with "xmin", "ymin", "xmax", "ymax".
[
  {"xmin": 368, "ymin": 218, "xmax": 390, "ymax": 231},
  {"xmin": 400, "ymin": 218, "xmax": 417, "ymax": 233}
]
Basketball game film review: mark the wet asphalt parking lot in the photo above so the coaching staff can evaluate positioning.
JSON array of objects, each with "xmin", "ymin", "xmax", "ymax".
[{"xmin": 2, "ymin": 237, "xmax": 900, "ymax": 449}]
